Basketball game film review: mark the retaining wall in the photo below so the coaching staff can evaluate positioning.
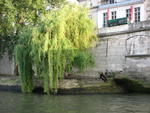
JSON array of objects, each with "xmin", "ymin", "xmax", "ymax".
[{"xmin": 1, "ymin": 21, "xmax": 150, "ymax": 81}]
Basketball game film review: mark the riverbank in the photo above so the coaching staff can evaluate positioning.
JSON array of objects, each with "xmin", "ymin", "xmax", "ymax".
[{"xmin": 0, "ymin": 75, "xmax": 150, "ymax": 94}]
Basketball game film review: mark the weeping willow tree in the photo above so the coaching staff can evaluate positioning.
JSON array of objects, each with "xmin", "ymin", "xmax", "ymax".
[
  {"xmin": 15, "ymin": 28, "xmax": 34, "ymax": 92},
  {"xmin": 15, "ymin": 4, "xmax": 97, "ymax": 94}
]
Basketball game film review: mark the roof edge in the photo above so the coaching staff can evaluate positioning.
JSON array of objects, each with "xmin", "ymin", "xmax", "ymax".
[{"xmin": 99, "ymin": 0, "xmax": 145, "ymax": 10}]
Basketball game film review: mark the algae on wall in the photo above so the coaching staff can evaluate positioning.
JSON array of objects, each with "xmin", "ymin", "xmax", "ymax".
[{"xmin": 114, "ymin": 77, "xmax": 150, "ymax": 93}]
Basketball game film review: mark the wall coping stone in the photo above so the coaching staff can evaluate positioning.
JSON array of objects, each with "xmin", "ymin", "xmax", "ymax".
[
  {"xmin": 98, "ymin": 20, "xmax": 150, "ymax": 37},
  {"xmin": 126, "ymin": 54, "xmax": 150, "ymax": 57}
]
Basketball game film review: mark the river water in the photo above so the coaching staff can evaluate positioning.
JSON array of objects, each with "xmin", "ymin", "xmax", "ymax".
[{"xmin": 0, "ymin": 91, "xmax": 150, "ymax": 113}]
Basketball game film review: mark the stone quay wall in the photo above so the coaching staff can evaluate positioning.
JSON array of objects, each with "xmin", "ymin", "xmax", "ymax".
[
  {"xmin": 1, "ymin": 21, "xmax": 150, "ymax": 82},
  {"xmin": 0, "ymin": 53, "xmax": 14, "ymax": 75},
  {"xmin": 84, "ymin": 20, "xmax": 150, "ymax": 81}
]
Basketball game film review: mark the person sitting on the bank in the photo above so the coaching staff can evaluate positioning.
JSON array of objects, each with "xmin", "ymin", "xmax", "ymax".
[{"xmin": 99, "ymin": 72, "xmax": 107, "ymax": 82}]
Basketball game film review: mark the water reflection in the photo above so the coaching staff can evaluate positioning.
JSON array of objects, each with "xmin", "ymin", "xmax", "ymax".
[{"xmin": 0, "ymin": 91, "xmax": 150, "ymax": 113}]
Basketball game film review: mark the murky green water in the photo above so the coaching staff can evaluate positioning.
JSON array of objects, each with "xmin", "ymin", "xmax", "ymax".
[{"xmin": 0, "ymin": 91, "xmax": 150, "ymax": 113}]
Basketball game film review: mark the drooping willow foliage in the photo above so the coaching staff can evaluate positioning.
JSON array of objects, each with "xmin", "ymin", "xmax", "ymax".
[
  {"xmin": 15, "ymin": 4, "xmax": 97, "ymax": 94},
  {"xmin": 15, "ymin": 28, "xmax": 33, "ymax": 92},
  {"xmin": 0, "ymin": 0, "xmax": 65, "ymax": 58}
]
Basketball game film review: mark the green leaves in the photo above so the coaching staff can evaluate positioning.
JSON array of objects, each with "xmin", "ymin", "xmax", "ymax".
[
  {"xmin": 48, "ymin": 0, "xmax": 66, "ymax": 7},
  {"xmin": 0, "ymin": 0, "xmax": 60, "ymax": 57},
  {"xmin": 0, "ymin": 0, "xmax": 16, "ymax": 35},
  {"xmin": 15, "ymin": 44, "xmax": 33, "ymax": 93},
  {"xmin": 73, "ymin": 51, "xmax": 95, "ymax": 71},
  {"xmin": 15, "ymin": 4, "xmax": 97, "ymax": 94}
]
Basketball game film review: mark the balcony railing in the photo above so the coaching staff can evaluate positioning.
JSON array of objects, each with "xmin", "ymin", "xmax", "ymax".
[{"xmin": 107, "ymin": 17, "xmax": 128, "ymax": 27}]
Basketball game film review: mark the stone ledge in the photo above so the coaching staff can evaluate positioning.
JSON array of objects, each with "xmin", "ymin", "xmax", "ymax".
[
  {"xmin": 1, "ymin": 75, "xmax": 149, "ymax": 94},
  {"xmin": 98, "ymin": 20, "xmax": 150, "ymax": 37},
  {"xmin": 126, "ymin": 54, "xmax": 150, "ymax": 57},
  {"xmin": 0, "ymin": 75, "xmax": 124, "ymax": 94}
]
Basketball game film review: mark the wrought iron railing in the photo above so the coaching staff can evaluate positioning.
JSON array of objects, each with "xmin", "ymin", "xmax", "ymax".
[{"xmin": 107, "ymin": 17, "xmax": 128, "ymax": 27}]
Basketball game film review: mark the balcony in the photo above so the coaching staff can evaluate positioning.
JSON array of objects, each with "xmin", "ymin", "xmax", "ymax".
[
  {"xmin": 97, "ymin": 20, "xmax": 150, "ymax": 37},
  {"xmin": 107, "ymin": 17, "xmax": 128, "ymax": 27}
]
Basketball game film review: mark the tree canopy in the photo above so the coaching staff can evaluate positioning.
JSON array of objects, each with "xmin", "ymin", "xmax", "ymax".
[
  {"xmin": 0, "ymin": 0, "xmax": 65, "ymax": 57},
  {"xmin": 15, "ymin": 4, "xmax": 97, "ymax": 94},
  {"xmin": 0, "ymin": 0, "xmax": 97, "ymax": 94}
]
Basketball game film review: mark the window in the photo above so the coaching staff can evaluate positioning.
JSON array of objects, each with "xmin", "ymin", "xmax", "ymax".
[
  {"xmin": 135, "ymin": 7, "xmax": 140, "ymax": 22},
  {"xmin": 101, "ymin": 0, "xmax": 116, "ymax": 5},
  {"xmin": 109, "ymin": 0, "xmax": 115, "ymax": 4},
  {"xmin": 111, "ymin": 11, "xmax": 116, "ymax": 20},
  {"xmin": 103, "ymin": 12, "xmax": 108, "ymax": 27},
  {"xmin": 126, "ymin": 9, "xmax": 131, "ymax": 20}
]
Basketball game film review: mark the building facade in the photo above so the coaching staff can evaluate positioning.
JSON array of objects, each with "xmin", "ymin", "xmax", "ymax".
[
  {"xmin": 76, "ymin": 0, "xmax": 150, "ymax": 81},
  {"xmin": 78, "ymin": 0, "xmax": 150, "ymax": 28}
]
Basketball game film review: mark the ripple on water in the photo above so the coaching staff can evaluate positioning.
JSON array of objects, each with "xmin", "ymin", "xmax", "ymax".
[{"xmin": 0, "ymin": 92, "xmax": 150, "ymax": 113}]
